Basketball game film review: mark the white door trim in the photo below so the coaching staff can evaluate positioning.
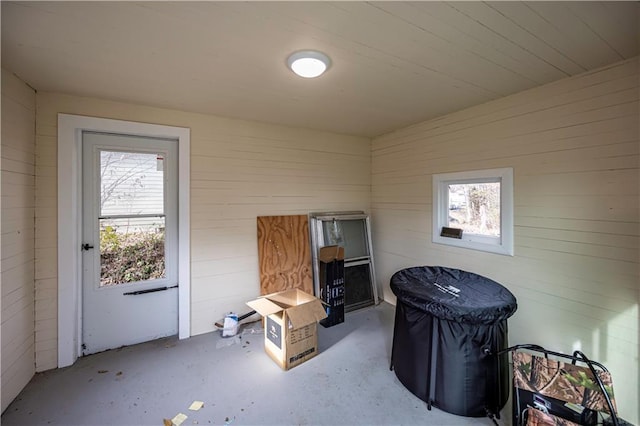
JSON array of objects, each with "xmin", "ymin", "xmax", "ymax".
[{"xmin": 57, "ymin": 113, "xmax": 191, "ymax": 368}]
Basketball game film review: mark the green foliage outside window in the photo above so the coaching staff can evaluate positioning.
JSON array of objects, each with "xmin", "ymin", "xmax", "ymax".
[{"xmin": 100, "ymin": 226, "xmax": 166, "ymax": 286}]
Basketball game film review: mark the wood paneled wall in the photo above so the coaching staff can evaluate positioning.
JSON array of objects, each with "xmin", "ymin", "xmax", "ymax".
[
  {"xmin": 24, "ymin": 52, "xmax": 637, "ymax": 425},
  {"xmin": 33, "ymin": 93, "xmax": 371, "ymax": 369},
  {"xmin": 1, "ymin": 69, "xmax": 36, "ymax": 412},
  {"xmin": 371, "ymin": 57, "xmax": 639, "ymax": 423}
]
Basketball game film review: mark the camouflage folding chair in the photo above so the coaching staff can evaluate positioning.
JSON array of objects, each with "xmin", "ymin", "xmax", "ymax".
[{"xmin": 507, "ymin": 344, "xmax": 623, "ymax": 426}]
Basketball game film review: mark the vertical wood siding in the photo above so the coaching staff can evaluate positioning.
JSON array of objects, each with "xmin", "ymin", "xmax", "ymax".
[
  {"xmin": 371, "ymin": 57, "xmax": 639, "ymax": 423},
  {"xmin": 1, "ymin": 69, "xmax": 36, "ymax": 412},
  {"xmin": 34, "ymin": 93, "xmax": 370, "ymax": 369}
]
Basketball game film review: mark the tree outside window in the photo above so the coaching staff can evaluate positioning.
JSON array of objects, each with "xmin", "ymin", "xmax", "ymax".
[{"xmin": 432, "ymin": 168, "xmax": 513, "ymax": 256}]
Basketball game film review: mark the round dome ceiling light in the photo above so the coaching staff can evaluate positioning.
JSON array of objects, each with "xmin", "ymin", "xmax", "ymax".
[{"xmin": 287, "ymin": 50, "xmax": 331, "ymax": 78}]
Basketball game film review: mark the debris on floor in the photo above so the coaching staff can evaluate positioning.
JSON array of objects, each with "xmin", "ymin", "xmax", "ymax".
[
  {"xmin": 215, "ymin": 335, "xmax": 242, "ymax": 349},
  {"xmin": 241, "ymin": 325, "xmax": 262, "ymax": 335},
  {"xmin": 216, "ymin": 322, "xmax": 263, "ymax": 349},
  {"xmin": 188, "ymin": 401, "xmax": 204, "ymax": 411},
  {"xmin": 165, "ymin": 399, "xmax": 206, "ymax": 425},
  {"xmin": 170, "ymin": 412, "xmax": 188, "ymax": 426}
]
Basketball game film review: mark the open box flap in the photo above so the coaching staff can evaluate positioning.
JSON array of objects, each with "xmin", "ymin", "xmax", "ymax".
[
  {"xmin": 246, "ymin": 297, "xmax": 284, "ymax": 316},
  {"xmin": 318, "ymin": 245, "xmax": 345, "ymax": 263},
  {"xmin": 286, "ymin": 300, "xmax": 327, "ymax": 329},
  {"xmin": 264, "ymin": 288, "xmax": 307, "ymax": 306}
]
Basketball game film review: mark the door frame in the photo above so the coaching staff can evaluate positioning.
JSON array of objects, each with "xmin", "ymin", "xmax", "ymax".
[{"xmin": 57, "ymin": 113, "xmax": 191, "ymax": 368}]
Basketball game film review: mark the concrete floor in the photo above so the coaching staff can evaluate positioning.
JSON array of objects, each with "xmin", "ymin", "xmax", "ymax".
[{"xmin": 2, "ymin": 302, "xmax": 504, "ymax": 426}]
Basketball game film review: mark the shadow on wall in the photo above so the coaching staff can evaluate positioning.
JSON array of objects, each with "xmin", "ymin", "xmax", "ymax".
[{"xmin": 505, "ymin": 286, "xmax": 638, "ymax": 424}]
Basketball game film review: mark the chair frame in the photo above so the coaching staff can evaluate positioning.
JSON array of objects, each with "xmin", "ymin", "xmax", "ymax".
[{"xmin": 498, "ymin": 344, "xmax": 619, "ymax": 426}]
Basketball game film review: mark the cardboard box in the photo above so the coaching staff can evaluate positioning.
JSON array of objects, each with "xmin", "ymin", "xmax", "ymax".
[
  {"xmin": 247, "ymin": 289, "xmax": 327, "ymax": 370},
  {"xmin": 318, "ymin": 245, "xmax": 345, "ymax": 328}
]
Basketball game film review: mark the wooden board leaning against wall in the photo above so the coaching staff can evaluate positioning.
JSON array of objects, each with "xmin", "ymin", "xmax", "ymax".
[{"xmin": 257, "ymin": 215, "xmax": 313, "ymax": 295}]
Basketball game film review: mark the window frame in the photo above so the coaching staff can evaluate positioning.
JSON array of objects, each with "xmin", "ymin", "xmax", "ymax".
[{"xmin": 432, "ymin": 167, "xmax": 514, "ymax": 256}]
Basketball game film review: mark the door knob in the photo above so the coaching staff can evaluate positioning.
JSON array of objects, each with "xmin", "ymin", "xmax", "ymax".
[{"xmin": 81, "ymin": 243, "xmax": 94, "ymax": 251}]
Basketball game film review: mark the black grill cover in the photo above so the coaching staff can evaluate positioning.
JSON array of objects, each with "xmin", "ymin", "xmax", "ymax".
[
  {"xmin": 390, "ymin": 266, "xmax": 517, "ymax": 324},
  {"xmin": 390, "ymin": 266, "xmax": 517, "ymax": 418}
]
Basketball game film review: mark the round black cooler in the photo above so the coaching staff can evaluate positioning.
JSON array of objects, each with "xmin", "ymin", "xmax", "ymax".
[{"xmin": 390, "ymin": 266, "xmax": 517, "ymax": 418}]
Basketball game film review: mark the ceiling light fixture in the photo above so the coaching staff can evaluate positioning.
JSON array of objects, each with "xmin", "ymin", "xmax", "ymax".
[{"xmin": 287, "ymin": 50, "xmax": 331, "ymax": 78}]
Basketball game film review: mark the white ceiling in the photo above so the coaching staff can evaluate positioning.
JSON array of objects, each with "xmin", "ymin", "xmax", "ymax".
[{"xmin": 2, "ymin": 1, "xmax": 638, "ymax": 137}]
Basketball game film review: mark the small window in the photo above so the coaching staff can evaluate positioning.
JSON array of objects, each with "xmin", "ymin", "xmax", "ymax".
[{"xmin": 432, "ymin": 168, "xmax": 514, "ymax": 256}]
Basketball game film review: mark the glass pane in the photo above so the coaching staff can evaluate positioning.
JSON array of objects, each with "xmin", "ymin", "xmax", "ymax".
[
  {"xmin": 322, "ymin": 219, "xmax": 369, "ymax": 259},
  {"xmin": 448, "ymin": 182, "xmax": 501, "ymax": 237},
  {"xmin": 100, "ymin": 150, "xmax": 164, "ymax": 216},
  {"xmin": 344, "ymin": 263, "xmax": 374, "ymax": 312},
  {"xmin": 99, "ymin": 217, "xmax": 166, "ymax": 286}
]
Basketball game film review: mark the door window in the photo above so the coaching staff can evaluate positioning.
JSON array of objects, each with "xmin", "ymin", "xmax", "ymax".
[{"xmin": 98, "ymin": 150, "xmax": 167, "ymax": 286}]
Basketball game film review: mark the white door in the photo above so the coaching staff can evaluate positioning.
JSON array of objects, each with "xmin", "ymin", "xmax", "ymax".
[{"xmin": 81, "ymin": 132, "xmax": 178, "ymax": 355}]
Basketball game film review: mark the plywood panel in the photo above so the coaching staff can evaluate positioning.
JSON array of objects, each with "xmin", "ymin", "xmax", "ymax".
[{"xmin": 257, "ymin": 215, "xmax": 312, "ymax": 295}]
